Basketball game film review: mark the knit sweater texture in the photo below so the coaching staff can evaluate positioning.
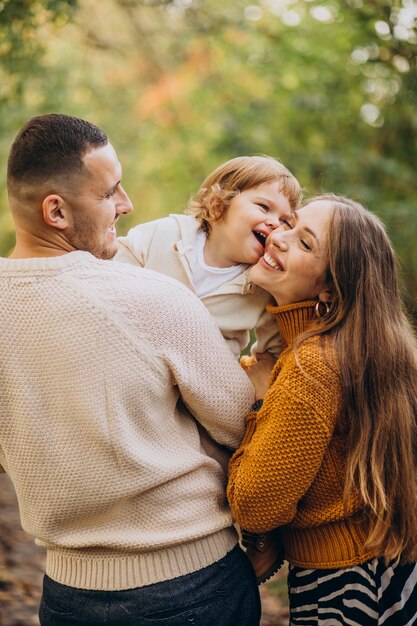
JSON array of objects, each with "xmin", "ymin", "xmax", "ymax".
[
  {"xmin": 227, "ymin": 300, "xmax": 373, "ymax": 569},
  {"xmin": 0, "ymin": 251, "xmax": 255, "ymax": 590}
]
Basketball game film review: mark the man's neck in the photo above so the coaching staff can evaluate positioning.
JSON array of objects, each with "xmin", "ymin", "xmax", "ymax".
[
  {"xmin": 9, "ymin": 228, "xmax": 73, "ymax": 259},
  {"xmin": 9, "ymin": 245, "xmax": 68, "ymax": 259}
]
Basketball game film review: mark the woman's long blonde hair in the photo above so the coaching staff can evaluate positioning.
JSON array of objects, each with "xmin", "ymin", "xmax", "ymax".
[{"xmin": 302, "ymin": 194, "xmax": 417, "ymax": 563}]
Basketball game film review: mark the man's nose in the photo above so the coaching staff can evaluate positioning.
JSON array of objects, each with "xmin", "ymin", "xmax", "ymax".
[{"xmin": 116, "ymin": 186, "xmax": 134, "ymax": 215}]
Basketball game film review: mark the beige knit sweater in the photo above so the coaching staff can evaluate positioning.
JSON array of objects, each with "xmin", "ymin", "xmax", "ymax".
[{"xmin": 0, "ymin": 251, "xmax": 254, "ymax": 590}]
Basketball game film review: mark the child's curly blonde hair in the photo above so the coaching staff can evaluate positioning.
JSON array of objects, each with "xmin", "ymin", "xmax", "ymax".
[{"xmin": 187, "ymin": 155, "xmax": 302, "ymax": 235}]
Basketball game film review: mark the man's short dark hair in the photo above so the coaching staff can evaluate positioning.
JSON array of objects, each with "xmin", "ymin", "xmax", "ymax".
[{"xmin": 7, "ymin": 113, "xmax": 108, "ymax": 189}]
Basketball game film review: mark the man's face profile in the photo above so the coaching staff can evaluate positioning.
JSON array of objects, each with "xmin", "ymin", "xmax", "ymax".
[{"xmin": 62, "ymin": 143, "xmax": 133, "ymax": 260}]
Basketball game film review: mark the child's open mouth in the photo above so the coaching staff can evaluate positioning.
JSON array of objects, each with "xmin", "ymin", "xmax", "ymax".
[{"xmin": 253, "ymin": 231, "xmax": 266, "ymax": 248}]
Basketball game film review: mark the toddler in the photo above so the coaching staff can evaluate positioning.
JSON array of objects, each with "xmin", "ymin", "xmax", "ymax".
[
  {"xmin": 116, "ymin": 156, "xmax": 301, "ymax": 584},
  {"xmin": 116, "ymin": 156, "xmax": 301, "ymax": 460},
  {"xmin": 116, "ymin": 155, "xmax": 301, "ymax": 359}
]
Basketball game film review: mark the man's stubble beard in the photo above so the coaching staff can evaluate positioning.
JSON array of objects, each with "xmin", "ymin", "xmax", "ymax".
[{"xmin": 65, "ymin": 213, "xmax": 117, "ymax": 261}]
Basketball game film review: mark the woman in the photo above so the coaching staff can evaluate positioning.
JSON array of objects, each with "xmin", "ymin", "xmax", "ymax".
[{"xmin": 227, "ymin": 194, "xmax": 417, "ymax": 624}]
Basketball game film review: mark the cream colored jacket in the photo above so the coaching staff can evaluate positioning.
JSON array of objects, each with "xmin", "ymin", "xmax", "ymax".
[{"xmin": 116, "ymin": 214, "xmax": 281, "ymax": 359}]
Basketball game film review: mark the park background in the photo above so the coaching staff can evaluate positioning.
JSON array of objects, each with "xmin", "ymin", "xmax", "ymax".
[
  {"xmin": 1, "ymin": 0, "xmax": 417, "ymax": 305},
  {"xmin": 0, "ymin": 1, "xmax": 416, "ymax": 624}
]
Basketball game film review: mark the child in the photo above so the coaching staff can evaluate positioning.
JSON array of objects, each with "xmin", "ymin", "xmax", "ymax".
[
  {"xmin": 116, "ymin": 156, "xmax": 301, "ymax": 460},
  {"xmin": 116, "ymin": 156, "xmax": 301, "ymax": 584},
  {"xmin": 116, "ymin": 156, "xmax": 301, "ymax": 360}
]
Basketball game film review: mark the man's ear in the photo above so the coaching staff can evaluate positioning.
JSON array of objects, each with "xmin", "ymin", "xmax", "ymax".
[{"xmin": 42, "ymin": 194, "xmax": 70, "ymax": 230}]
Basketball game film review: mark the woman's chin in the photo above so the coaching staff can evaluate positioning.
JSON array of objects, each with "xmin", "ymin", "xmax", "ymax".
[
  {"xmin": 249, "ymin": 264, "xmax": 277, "ymax": 296},
  {"xmin": 249, "ymin": 260, "xmax": 266, "ymax": 283}
]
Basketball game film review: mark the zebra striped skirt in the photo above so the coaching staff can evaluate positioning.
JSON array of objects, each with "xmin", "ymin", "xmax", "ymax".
[{"xmin": 288, "ymin": 558, "xmax": 417, "ymax": 625}]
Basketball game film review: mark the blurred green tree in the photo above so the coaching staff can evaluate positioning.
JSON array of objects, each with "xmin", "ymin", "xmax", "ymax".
[
  {"xmin": 0, "ymin": 0, "xmax": 416, "ymax": 307},
  {"xmin": 0, "ymin": 0, "xmax": 76, "ymax": 252}
]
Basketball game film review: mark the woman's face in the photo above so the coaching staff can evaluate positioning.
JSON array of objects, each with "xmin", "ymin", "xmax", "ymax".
[{"xmin": 249, "ymin": 200, "xmax": 333, "ymax": 305}]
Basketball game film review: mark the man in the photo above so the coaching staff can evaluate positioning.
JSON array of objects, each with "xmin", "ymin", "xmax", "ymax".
[{"xmin": 0, "ymin": 114, "xmax": 260, "ymax": 625}]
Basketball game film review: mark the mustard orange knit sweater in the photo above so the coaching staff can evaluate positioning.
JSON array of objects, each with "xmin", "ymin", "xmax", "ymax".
[{"xmin": 227, "ymin": 300, "xmax": 373, "ymax": 569}]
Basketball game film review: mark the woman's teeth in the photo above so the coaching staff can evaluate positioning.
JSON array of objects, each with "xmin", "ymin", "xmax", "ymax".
[{"xmin": 264, "ymin": 251, "xmax": 282, "ymax": 270}]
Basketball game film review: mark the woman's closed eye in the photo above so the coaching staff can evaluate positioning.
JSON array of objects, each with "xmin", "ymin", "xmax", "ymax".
[
  {"xmin": 278, "ymin": 216, "xmax": 293, "ymax": 229},
  {"xmin": 300, "ymin": 238, "xmax": 312, "ymax": 251}
]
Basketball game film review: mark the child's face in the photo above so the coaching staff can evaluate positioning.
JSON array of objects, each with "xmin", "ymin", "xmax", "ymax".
[{"xmin": 210, "ymin": 181, "xmax": 292, "ymax": 266}]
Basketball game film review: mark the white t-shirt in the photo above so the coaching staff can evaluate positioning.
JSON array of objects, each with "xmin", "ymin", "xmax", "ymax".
[{"xmin": 190, "ymin": 231, "xmax": 247, "ymax": 297}]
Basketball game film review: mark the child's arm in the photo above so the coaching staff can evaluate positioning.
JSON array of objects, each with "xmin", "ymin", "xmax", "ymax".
[
  {"xmin": 116, "ymin": 219, "xmax": 162, "ymax": 267},
  {"xmin": 243, "ymin": 352, "xmax": 275, "ymax": 400},
  {"xmin": 115, "ymin": 239, "xmax": 143, "ymax": 265},
  {"xmin": 250, "ymin": 302, "xmax": 282, "ymax": 358}
]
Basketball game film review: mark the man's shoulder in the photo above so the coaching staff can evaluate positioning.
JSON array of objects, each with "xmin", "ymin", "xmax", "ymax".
[{"xmin": 86, "ymin": 259, "xmax": 212, "ymax": 333}]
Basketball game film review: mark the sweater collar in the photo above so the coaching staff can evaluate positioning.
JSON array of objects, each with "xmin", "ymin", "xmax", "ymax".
[
  {"xmin": 266, "ymin": 300, "xmax": 318, "ymax": 346},
  {"xmin": 0, "ymin": 250, "xmax": 95, "ymax": 274}
]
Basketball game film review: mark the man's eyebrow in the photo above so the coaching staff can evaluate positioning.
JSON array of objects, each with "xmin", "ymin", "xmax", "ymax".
[{"xmin": 105, "ymin": 180, "xmax": 121, "ymax": 195}]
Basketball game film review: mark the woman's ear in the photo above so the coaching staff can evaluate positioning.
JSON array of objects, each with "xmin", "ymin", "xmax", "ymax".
[
  {"xmin": 318, "ymin": 286, "xmax": 334, "ymax": 304},
  {"xmin": 42, "ymin": 194, "xmax": 70, "ymax": 230}
]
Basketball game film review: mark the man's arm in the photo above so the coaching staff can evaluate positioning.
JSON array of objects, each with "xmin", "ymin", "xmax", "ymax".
[
  {"xmin": 250, "ymin": 303, "xmax": 282, "ymax": 358},
  {"xmin": 98, "ymin": 265, "xmax": 255, "ymax": 450},
  {"xmin": 145, "ymin": 278, "xmax": 255, "ymax": 449}
]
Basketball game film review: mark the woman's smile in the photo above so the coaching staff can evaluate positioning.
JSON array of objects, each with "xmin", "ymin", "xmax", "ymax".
[
  {"xmin": 249, "ymin": 200, "xmax": 333, "ymax": 305},
  {"xmin": 262, "ymin": 250, "xmax": 284, "ymax": 271}
]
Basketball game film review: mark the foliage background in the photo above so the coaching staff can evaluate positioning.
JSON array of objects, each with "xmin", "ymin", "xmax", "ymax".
[
  {"xmin": 0, "ymin": 2, "xmax": 415, "ymax": 620},
  {"xmin": 1, "ymin": 0, "xmax": 416, "ymax": 308}
]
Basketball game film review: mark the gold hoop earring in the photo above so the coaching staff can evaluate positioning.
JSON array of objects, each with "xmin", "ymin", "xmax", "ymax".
[{"xmin": 315, "ymin": 301, "xmax": 330, "ymax": 318}]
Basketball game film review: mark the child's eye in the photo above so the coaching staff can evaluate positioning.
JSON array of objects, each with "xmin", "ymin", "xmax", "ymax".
[
  {"xmin": 257, "ymin": 203, "xmax": 269, "ymax": 212},
  {"xmin": 300, "ymin": 239, "xmax": 312, "ymax": 251}
]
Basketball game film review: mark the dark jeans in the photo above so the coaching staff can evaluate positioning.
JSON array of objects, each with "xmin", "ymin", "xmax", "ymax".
[{"xmin": 39, "ymin": 545, "xmax": 261, "ymax": 625}]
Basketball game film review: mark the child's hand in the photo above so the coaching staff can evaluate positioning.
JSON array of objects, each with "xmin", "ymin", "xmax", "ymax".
[
  {"xmin": 240, "ymin": 355, "xmax": 256, "ymax": 370},
  {"xmin": 242, "ymin": 351, "xmax": 275, "ymax": 400}
]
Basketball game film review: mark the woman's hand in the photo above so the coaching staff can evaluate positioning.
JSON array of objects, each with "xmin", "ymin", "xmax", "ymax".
[{"xmin": 244, "ymin": 351, "xmax": 276, "ymax": 400}]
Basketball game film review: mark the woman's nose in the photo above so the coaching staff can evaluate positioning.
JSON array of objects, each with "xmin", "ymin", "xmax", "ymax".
[{"xmin": 269, "ymin": 229, "xmax": 289, "ymax": 251}]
